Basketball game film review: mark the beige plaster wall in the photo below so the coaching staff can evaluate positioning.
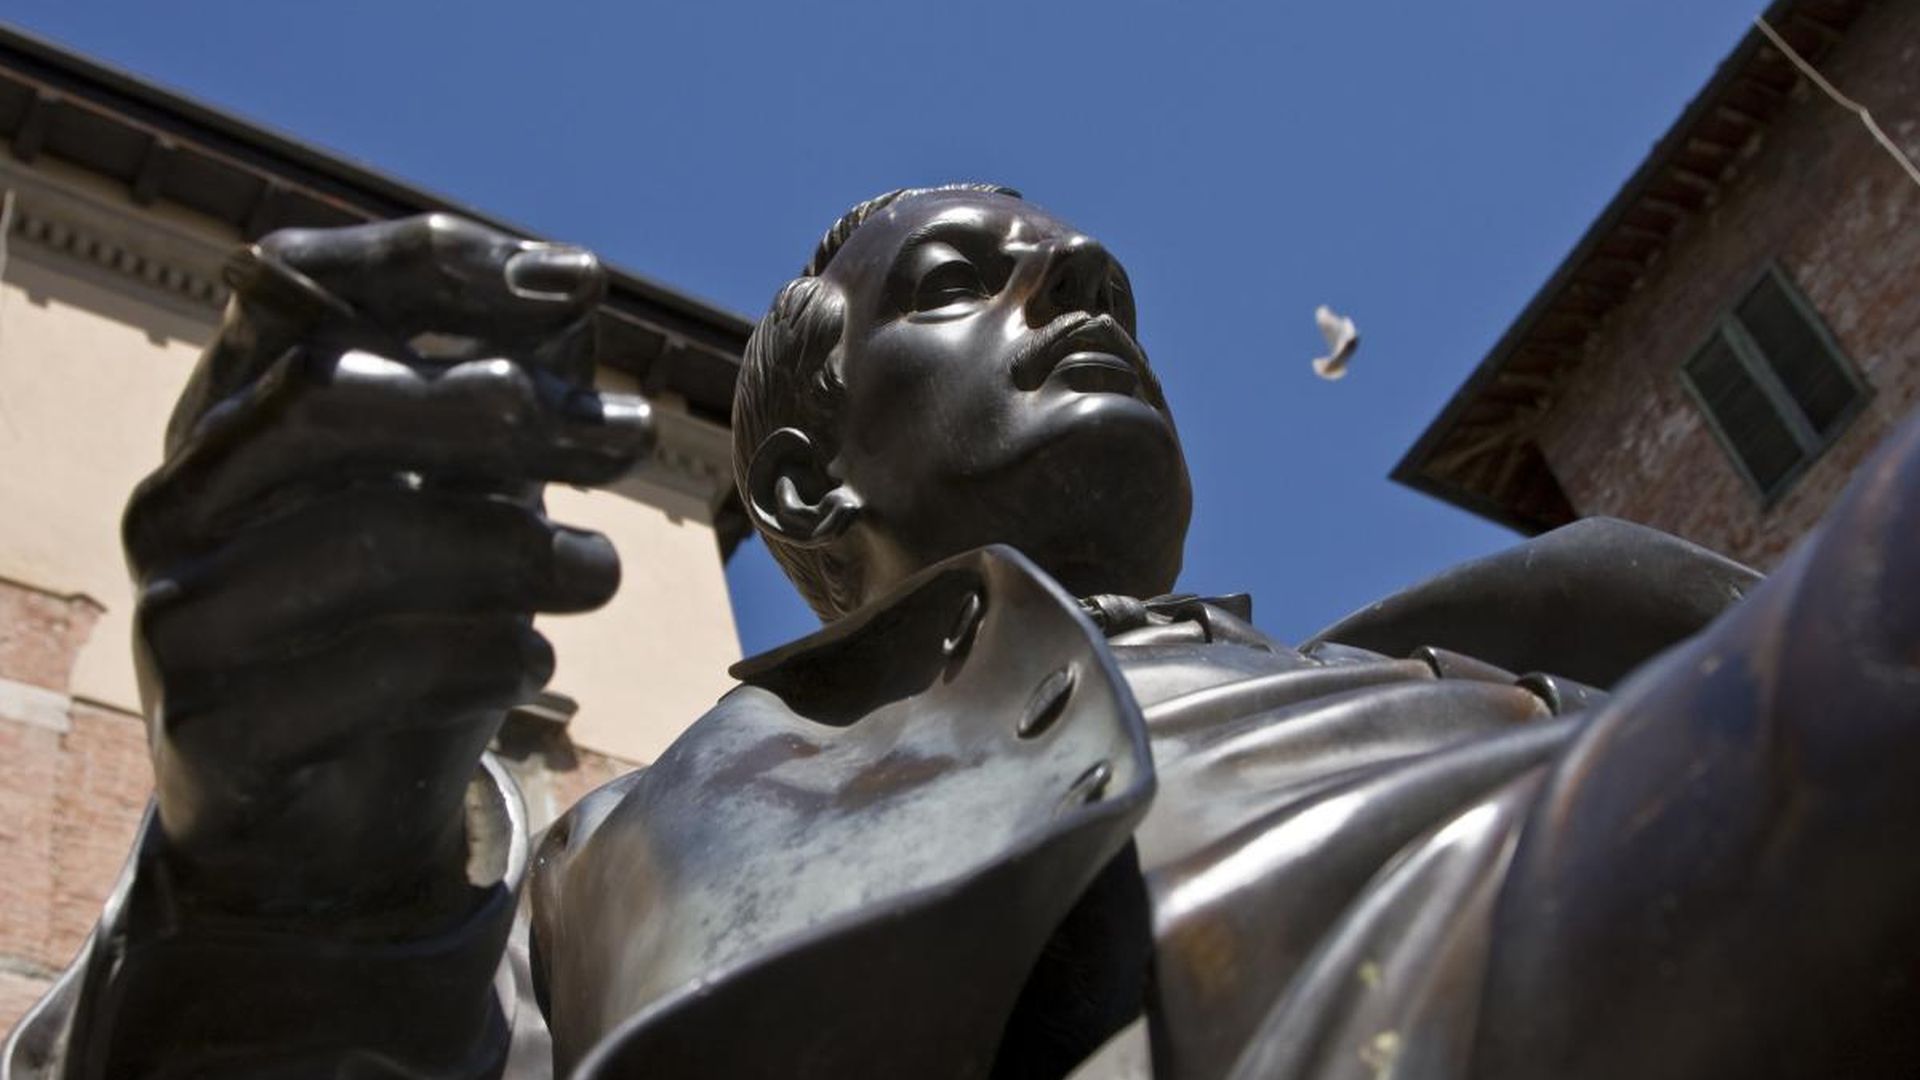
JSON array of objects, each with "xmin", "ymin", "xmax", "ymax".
[
  {"xmin": 0, "ymin": 254, "xmax": 209, "ymax": 713},
  {"xmin": 540, "ymin": 487, "xmax": 739, "ymax": 762},
  {"xmin": 0, "ymin": 249, "xmax": 738, "ymax": 765}
]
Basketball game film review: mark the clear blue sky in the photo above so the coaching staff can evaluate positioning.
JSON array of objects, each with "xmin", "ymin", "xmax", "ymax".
[{"xmin": 8, "ymin": 0, "xmax": 1773, "ymax": 656}]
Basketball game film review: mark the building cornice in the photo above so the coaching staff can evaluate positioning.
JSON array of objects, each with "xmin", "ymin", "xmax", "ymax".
[{"xmin": 2, "ymin": 157, "xmax": 231, "ymax": 318}]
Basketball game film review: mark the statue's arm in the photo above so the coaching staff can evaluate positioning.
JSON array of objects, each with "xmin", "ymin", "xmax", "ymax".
[
  {"xmin": 1475, "ymin": 407, "xmax": 1920, "ymax": 1080},
  {"xmin": 40, "ymin": 216, "xmax": 650, "ymax": 1080}
]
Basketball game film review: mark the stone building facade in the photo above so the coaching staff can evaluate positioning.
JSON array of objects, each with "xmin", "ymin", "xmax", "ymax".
[
  {"xmin": 1395, "ymin": 0, "xmax": 1917, "ymax": 571},
  {"xmin": 0, "ymin": 26, "xmax": 750, "ymax": 1030}
]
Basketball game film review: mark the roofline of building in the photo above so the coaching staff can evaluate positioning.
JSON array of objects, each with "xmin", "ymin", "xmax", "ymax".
[
  {"xmin": 1391, "ymin": 0, "xmax": 1863, "ymax": 533},
  {"xmin": 0, "ymin": 20, "xmax": 754, "ymax": 345}
]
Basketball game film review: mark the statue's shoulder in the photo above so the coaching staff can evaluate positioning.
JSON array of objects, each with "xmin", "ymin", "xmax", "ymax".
[
  {"xmin": 1306, "ymin": 517, "xmax": 1761, "ymax": 687},
  {"xmin": 529, "ymin": 544, "xmax": 1155, "ymax": 1077}
]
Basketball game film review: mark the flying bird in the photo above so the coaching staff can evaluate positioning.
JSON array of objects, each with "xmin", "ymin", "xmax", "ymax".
[{"xmin": 1312, "ymin": 304, "xmax": 1359, "ymax": 380}]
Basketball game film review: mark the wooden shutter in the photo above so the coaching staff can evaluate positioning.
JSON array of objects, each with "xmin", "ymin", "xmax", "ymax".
[
  {"xmin": 1684, "ymin": 332, "xmax": 1804, "ymax": 494},
  {"xmin": 1734, "ymin": 272, "xmax": 1860, "ymax": 437}
]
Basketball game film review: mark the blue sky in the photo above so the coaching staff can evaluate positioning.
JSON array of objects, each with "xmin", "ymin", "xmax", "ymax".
[{"xmin": 8, "ymin": 0, "xmax": 1774, "ymax": 655}]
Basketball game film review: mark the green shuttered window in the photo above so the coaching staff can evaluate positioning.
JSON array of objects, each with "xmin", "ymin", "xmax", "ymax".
[{"xmin": 1680, "ymin": 267, "xmax": 1869, "ymax": 502}]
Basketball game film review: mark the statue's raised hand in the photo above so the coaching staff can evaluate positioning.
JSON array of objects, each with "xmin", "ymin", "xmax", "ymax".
[{"xmin": 121, "ymin": 215, "xmax": 652, "ymax": 920}]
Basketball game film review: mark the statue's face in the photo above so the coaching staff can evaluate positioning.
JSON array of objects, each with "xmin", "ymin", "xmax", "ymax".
[{"xmin": 821, "ymin": 190, "xmax": 1192, "ymax": 602}]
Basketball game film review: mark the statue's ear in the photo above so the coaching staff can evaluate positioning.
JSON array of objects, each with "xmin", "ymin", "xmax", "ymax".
[{"xmin": 745, "ymin": 427, "xmax": 862, "ymax": 548}]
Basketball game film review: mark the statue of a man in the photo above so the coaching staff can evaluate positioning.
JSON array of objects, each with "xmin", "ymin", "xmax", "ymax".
[{"xmin": 8, "ymin": 186, "xmax": 1919, "ymax": 1080}]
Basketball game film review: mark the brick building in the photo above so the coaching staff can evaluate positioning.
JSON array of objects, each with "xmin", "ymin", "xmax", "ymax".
[
  {"xmin": 0, "ymin": 26, "xmax": 751, "ymax": 1029},
  {"xmin": 1395, "ymin": 0, "xmax": 1918, "ymax": 569}
]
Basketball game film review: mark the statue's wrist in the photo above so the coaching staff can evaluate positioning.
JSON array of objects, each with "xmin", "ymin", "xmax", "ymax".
[{"xmin": 149, "ymin": 816, "xmax": 479, "ymax": 937}]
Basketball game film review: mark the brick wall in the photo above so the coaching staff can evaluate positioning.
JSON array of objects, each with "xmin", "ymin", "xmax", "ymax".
[
  {"xmin": 0, "ymin": 572, "xmax": 640, "ymax": 1036},
  {"xmin": 1537, "ymin": 1, "xmax": 1920, "ymax": 569},
  {"xmin": 0, "ymin": 577, "xmax": 146, "ymax": 1033}
]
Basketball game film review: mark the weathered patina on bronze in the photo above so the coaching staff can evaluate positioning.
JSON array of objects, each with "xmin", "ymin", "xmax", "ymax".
[{"xmin": 6, "ymin": 188, "xmax": 1919, "ymax": 1080}]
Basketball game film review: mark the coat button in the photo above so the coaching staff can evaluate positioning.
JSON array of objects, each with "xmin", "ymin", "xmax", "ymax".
[
  {"xmin": 943, "ymin": 589, "xmax": 984, "ymax": 658},
  {"xmin": 1062, "ymin": 760, "xmax": 1113, "ymax": 807},
  {"xmin": 1019, "ymin": 665, "xmax": 1076, "ymax": 739}
]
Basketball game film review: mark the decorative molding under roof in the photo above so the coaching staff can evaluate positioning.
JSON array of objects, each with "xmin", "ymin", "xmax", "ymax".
[
  {"xmin": 2, "ymin": 157, "xmax": 232, "ymax": 317},
  {"xmin": 15, "ymin": 206, "xmax": 225, "ymax": 311},
  {"xmin": 612, "ymin": 406, "xmax": 742, "ymax": 527}
]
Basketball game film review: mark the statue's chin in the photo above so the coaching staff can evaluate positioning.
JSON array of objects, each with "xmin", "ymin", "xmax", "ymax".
[
  {"xmin": 844, "ymin": 399, "xmax": 1192, "ymax": 607},
  {"xmin": 955, "ymin": 416, "xmax": 1192, "ymax": 600},
  {"xmin": 1017, "ymin": 509, "xmax": 1188, "ymax": 601}
]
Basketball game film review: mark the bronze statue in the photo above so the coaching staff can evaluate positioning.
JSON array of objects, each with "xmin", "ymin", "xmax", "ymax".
[{"xmin": 7, "ymin": 186, "xmax": 1919, "ymax": 1079}]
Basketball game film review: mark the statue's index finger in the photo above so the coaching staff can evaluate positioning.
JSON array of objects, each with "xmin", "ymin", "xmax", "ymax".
[
  {"xmin": 254, "ymin": 214, "xmax": 607, "ymax": 345},
  {"xmin": 222, "ymin": 242, "xmax": 359, "ymax": 329}
]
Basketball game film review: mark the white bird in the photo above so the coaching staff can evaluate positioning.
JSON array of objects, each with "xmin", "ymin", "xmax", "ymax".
[{"xmin": 1312, "ymin": 304, "xmax": 1360, "ymax": 380}]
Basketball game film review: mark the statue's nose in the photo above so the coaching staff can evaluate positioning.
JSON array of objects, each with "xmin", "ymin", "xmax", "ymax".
[{"xmin": 1025, "ymin": 236, "xmax": 1117, "ymax": 326}]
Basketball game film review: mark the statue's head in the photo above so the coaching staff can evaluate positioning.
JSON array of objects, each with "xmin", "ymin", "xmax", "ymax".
[{"xmin": 733, "ymin": 185, "xmax": 1193, "ymax": 621}]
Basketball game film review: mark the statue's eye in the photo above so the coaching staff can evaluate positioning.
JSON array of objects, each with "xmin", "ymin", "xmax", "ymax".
[{"xmin": 913, "ymin": 259, "xmax": 988, "ymax": 311}]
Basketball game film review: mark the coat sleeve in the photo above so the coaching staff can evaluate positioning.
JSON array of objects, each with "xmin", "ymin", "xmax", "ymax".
[
  {"xmin": 1473, "ymin": 408, "xmax": 1920, "ymax": 1080},
  {"xmin": 3, "ymin": 755, "xmax": 536, "ymax": 1080}
]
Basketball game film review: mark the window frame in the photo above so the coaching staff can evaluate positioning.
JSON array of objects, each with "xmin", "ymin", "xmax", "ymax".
[{"xmin": 1679, "ymin": 263, "xmax": 1872, "ymax": 507}]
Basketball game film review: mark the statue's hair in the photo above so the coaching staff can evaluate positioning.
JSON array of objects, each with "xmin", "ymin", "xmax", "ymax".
[{"xmin": 733, "ymin": 183, "xmax": 1020, "ymax": 621}]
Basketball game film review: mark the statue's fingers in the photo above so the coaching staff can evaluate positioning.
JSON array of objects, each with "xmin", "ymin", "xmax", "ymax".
[
  {"xmin": 245, "ymin": 350, "xmax": 651, "ymax": 480},
  {"xmin": 126, "ymin": 351, "xmax": 652, "ymax": 575},
  {"xmin": 156, "ymin": 614, "xmax": 550, "ymax": 743},
  {"xmin": 150, "ymin": 611, "xmax": 552, "ymax": 860},
  {"xmin": 169, "ymin": 216, "xmax": 606, "ymax": 457},
  {"xmin": 254, "ymin": 214, "xmax": 606, "ymax": 366},
  {"xmin": 136, "ymin": 490, "xmax": 618, "ymax": 673}
]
